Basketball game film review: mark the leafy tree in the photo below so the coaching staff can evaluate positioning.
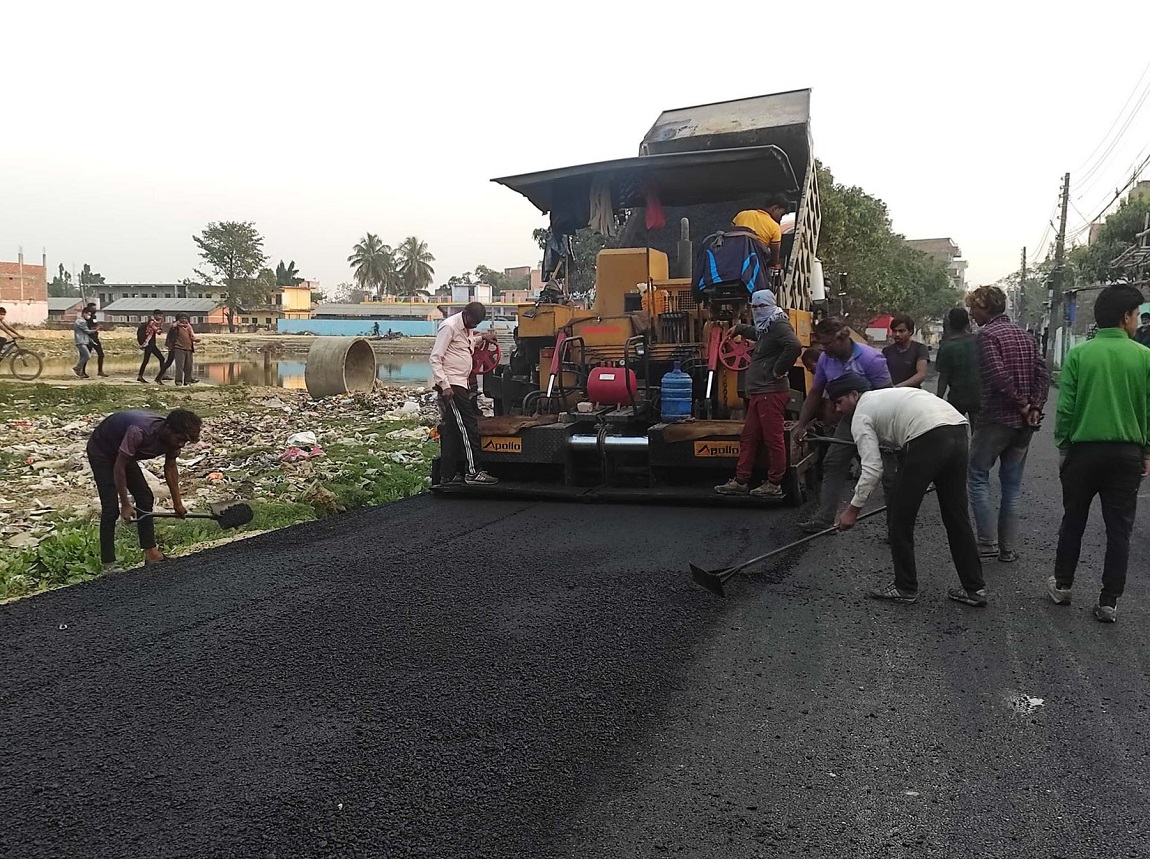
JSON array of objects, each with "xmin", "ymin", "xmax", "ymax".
[
  {"xmin": 396, "ymin": 236, "xmax": 436, "ymax": 298},
  {"xmin": 192, "ymin": 221, "xmax": 269, "ymax": 332},
  {"xmin": 1067, "ymin": 195, "xmax": 1150, "ymax": 284},
  {"xmin": 47, "ymin": 264, "xmax": 79, "ymax": 298},
  {"xmin": 347, "ymin": 233, "xmax": 395, "ymax": 299},
  {"xmin": 331, "ymin": 281, "xmax": 367, "ymax": 303},
  {"xmin": 815, "ymin": 162, "xmax": 958, "ymax": 328},
  {"xmin": 275, "ymin": 259, "xmax": 303, "ymax": 286},
  {"xmin": 533, "ymin": 226, "xmax": 607, "ymax": 295},
  {"xmin": 79, "ymin": 263, "xmax": 105, "ymax": 286}
]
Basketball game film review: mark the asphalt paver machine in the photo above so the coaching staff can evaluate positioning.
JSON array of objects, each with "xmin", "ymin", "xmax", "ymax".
[{"xmin": 432, "ymin": 89, "xmax": 826, "ymax": 506}]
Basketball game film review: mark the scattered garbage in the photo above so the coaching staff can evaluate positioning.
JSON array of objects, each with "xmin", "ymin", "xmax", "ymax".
[{"xmin": 0, "ymin": 385, "xmax": 436, "ymax": 549}]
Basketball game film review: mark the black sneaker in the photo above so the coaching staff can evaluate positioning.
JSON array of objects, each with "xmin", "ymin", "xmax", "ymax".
[
  {"xmin": 439, "ymin": 474, "xmax": 463, "ymax": 487},
  {"xmin": 869, "ymin": 583, "xmax": 917, "ymax": 604},
  {"xmin": 947, "ymin": 587, "xmax": 988, "ymax": 607},
  {"xmin": 464, "ymin": 471, "xmax": 499, "ymax": 486}
]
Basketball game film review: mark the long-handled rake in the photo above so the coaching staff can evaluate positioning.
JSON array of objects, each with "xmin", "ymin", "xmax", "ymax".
[
  {"xmin": 135, "ymin": 500, "xmax": 255, "ymax": 530},
  {"xmin": 690, "ymin": 484, "xmax": 936, "ymax": 597}
]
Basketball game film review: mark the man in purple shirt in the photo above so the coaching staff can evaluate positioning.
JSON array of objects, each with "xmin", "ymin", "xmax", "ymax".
[
  {"xmin": 793, "ymin": 317, "xmax": 894, "ymax": 532},
  {"xmin": 86, "ymin": 409, "xmax": 202, "ymax": 571},
  {"xmin": 964, "ymin": 286, "xmax": 1049, "ymax": 563}
]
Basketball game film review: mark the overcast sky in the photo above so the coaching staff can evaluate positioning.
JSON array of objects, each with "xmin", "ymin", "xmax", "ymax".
[{"xmin": 4, "ymin": 0, "xmax": 1148, "ymax": 293}]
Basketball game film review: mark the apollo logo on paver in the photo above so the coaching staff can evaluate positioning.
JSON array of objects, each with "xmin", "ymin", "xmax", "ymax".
[
  {"xmin": 693, "ymin": 441, "xmax": 740, "ymax": 458},
  {"xmin": 482, "ymin": 437, "xmax": 522, "ymax": 453}
]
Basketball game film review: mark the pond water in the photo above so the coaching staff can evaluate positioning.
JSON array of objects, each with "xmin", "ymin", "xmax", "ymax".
[{"xmin": 36, "ymin": 356, "xmax": 433, "ymax": 389}]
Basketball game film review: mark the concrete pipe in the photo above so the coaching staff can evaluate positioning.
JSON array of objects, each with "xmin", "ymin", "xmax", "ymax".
[{"xmin": 304, "ymin": 337, "xmax": 378, "ymax": 399}]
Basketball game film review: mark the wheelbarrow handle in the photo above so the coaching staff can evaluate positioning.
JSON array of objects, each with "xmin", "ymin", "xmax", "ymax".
[{"xmin": 134, "ymin": 508, "xmax": 218, "ymax": 521}]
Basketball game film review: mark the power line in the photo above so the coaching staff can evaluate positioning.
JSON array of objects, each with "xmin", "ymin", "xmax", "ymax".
[
  {"xmin": 1070, "ymin": 77, "xmax": 1150, "ymax": 193},
  {"xmin": 1071, "ymin": 56, "xmax": 1150, "ymax": 185},
  {"xmin": 1068, "ymin": 141, "xmax": 1150, "ymax": 239}
]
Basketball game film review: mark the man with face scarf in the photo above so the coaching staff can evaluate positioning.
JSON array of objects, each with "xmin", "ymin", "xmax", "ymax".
[{"xmin": 715, "ymin": 290, "xmax": 802, "ymax": 497}]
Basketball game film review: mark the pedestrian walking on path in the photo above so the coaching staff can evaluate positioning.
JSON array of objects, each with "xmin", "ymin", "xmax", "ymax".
[
  {"xmin": 137, "ymin": 310, "xmax": 168, "ymax": 383},
  {"xmin": 792, "ymin": 317, "xmax": 893, "ymax": 532},
  {"xmin": 1050, "ymin": 285, "xmax": 1150, "ymax": 623},
  {"xmin": 431, "ymin": 302, "xmax": 499, "ymax": 486},
  {"xmin": 934, "ymin": 307, "xmax": 980, "ymax": 419},
  {"xmin": 166, "ymin": 314, "xmax": 199, "ymax": 386},
  {"xmin": 715, "ymin": 289, "xmax": 802, "ymax": 498},
  {"xmin": 84, "ymin": 303, "xmax": 110, "ymax": 377},
  {"xmin": 85, "ymin": 408, "xmax": 201, "ymax": 572},
  {"xmin": 72, "ymin": 311, "xmax": 92, "ymax": 378},
  {"xmin": 828, "ymin": 373, "xmax": 986, "ymax": 607},
  {"xmin": 965, "ymin": 286, "xmax": 1049, "ymax": 563}
]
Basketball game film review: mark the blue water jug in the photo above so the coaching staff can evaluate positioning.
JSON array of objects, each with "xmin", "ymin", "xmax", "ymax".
[{"xmin": 661, "ymin": 361, "xmax": 693, "ymax": 421}]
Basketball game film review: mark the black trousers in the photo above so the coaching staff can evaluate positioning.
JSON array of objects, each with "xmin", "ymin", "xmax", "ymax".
[
  {"xmin": 1054, "ymin": 443, "xmax": 1143, "ymax": 604},
  {"xmin": 438, "ymin": 386, "xmax": 481, "ymax": 479},
  {"xmin": 889, "ymin": 425, "xmax": 984, "ymax": 594},
  {"xmin": 89, "ymin": 338, "xmax": 105, "ymax": 374},
  {"xmin": 138, "ymin": 342, "xmax": 165, "ymax": 379},
  {"xmin": 88, "ymin": 450, "xmax": 156, "ymax": 563}
]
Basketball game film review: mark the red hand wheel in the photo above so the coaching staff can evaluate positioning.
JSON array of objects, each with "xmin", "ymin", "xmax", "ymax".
[
  {"xmin": 472, "ymin": 341, "xmax": 502, "ymax": 375},
  {"xmin": 718, "ymin": 332, "xmax": 753, "ymax": 371}
]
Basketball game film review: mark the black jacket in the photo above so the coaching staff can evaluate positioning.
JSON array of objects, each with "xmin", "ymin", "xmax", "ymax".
[{"xmin": 732, "ymin": 319, "xmax": 802, "ymax": 395}]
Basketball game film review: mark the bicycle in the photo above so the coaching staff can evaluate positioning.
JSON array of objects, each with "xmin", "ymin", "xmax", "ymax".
[{"xmin": 0, "ymin": 340, "xmax": 44, "ymax": 381}]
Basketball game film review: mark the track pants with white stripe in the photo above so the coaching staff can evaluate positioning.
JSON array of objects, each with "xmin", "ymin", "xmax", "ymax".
[{"xmin": 439, "ymin": 386, "xmax": 481, "ymax": 479}]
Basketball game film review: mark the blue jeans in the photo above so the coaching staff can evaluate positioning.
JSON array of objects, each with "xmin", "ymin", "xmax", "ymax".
[{"xmin": 968, "ymin": 421, "xmax": 1033, "ymax": 552}]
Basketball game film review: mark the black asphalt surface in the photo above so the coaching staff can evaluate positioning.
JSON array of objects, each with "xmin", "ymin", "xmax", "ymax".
[{"xmin": 4, "ymin": 415, "xmax": 1150, "ymax": 858}]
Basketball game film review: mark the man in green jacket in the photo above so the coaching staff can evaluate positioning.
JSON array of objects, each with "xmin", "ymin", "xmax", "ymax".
[{"xmin": 1050, "ymin": 285, "xmax": 1150, "ymax": 622}]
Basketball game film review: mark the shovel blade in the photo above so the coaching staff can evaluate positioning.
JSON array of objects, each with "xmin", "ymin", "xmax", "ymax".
[
  {"xmin": 690, "ymin": 563, "xmax": 728, "ymax": 598},
  {"xmin": 209, "ymin": 501, "xmax": 254, "ymax": 530}
]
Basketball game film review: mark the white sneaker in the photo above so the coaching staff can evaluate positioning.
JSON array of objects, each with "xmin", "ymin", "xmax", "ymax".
[
  {"xmin": 464, "ymin": 471, "xmax": 499, "ymax": 486},
  {"xmin": 1046, "ymin": 576, "xmax": 1072, "ymax": 605},
  {"xmin": 714, "ymin": 478, "xmax": 750, "ymax": 495}
]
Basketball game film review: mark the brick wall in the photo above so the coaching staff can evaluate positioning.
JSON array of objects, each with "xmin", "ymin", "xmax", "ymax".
[{"xmin": 0, "ymin": 262, "xmax": 49, "ymax": 303}]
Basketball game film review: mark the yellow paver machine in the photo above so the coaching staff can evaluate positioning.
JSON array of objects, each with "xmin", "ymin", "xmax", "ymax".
[{"xmin": 432, "ymin": 89, "xmax": 828, "ymax": 506}]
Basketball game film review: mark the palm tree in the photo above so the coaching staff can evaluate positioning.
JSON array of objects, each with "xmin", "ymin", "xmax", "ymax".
[
  {"xmin": 395, "ymin": 236, "xmax": 436, "ymax": 299},
  {"xmin": 347, "ymin": 234, "xmax": 394, "ymax": 299}
]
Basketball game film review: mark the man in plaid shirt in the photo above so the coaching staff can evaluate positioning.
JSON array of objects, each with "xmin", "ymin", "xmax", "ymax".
[{"xmin": 965, "ymin": 286, "xmax": 1049, "ymax": 563}]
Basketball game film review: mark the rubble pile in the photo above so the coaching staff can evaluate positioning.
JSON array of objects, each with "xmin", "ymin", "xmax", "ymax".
[{"xmin": 0, "ymin": 386, "xmax": 440, "ymax": 551}]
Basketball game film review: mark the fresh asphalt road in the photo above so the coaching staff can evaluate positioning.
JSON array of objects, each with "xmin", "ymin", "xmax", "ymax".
[{"xmin": 3, "ymin": 418, "xmax": 1149, "ymax": 858}]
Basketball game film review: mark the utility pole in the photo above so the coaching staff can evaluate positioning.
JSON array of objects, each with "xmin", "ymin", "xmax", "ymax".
[
  {"xmin": 1048, "ymin": 172, "xmax": 1070, "ymax": 367},
  {"xmin": 1019, "ymin": 246, "xmax": 1027, "ymax": 327}
]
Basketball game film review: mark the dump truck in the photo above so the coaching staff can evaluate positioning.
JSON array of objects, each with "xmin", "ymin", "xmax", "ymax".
[{"xmin": 432, "ymin": 89, "xmax": 827, "ymax": 506}]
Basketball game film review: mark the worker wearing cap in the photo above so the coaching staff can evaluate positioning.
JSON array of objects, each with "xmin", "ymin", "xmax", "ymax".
[
  {"xmin": 430, "ymin": 301, "xmax": 500, "ymax": 486},
  {"xmin": 825, "ymin": 372, "xmax": 986, "ymax": 607}
]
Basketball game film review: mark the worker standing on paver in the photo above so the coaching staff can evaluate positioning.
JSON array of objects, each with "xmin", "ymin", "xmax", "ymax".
[
  {"xmin": 827, "ymin": 373, "xmax": 986, "ymax": 608},
  {"xmin": 1049, "ymin": 285, "xmax": 1150, "ymax": 623},
  {"xmin": 732, "ymin": 195, "xmax": 790, "ymax": 271},
  {"xmin": 964, "ymin": 286, "xmax": 1049, "ymax": 564},
  {"xmin": 431, "ymin": 301, "xmax": 499, "ymax": 486},
  {"xmin": 86, "ymin": 409, "xmax": 202, "ymax": 572},
  {"xmin": 715, "ymin": 289, "xmax": 802, "ymax": 497},
  {"xmin": 792, "ymin": 317, "xmax": 893, "ymax": 532}
]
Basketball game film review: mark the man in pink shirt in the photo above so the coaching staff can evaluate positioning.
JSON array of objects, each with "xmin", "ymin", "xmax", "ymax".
[{"xmin": 431, "ymin": 302, "xmax": 500, "ymax": 486}]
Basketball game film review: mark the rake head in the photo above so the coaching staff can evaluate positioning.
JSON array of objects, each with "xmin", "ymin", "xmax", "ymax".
[{"xmin": 690, "ymin": 564, "xmax": 729, "ymax": 598}]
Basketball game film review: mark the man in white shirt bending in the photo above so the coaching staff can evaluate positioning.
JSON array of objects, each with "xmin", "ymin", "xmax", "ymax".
[{"xmin": 826, "ymin": 372, "xmax": 986, "ymax": 607}]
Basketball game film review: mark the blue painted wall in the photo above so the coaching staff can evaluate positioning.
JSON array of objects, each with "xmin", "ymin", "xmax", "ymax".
[{"xmin": 276, "ymin": 318, "xmax": 494, "ymax": 336}]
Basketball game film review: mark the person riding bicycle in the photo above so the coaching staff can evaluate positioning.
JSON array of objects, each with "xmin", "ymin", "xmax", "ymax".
[{"xmin": 0, "ymin": 306, "xmax": 24, "ymax": 351}]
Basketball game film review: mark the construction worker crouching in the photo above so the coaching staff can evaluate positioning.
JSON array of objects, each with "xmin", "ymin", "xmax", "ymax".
[{"xmin": 826, "ymin": 372, "xmax": 986, "ymax": 608}]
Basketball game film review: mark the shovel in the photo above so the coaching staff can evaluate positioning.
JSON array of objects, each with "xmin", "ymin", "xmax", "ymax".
[{"xmin": 135, "ymin": 500, "xmax": 255, "ymax": 530}]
